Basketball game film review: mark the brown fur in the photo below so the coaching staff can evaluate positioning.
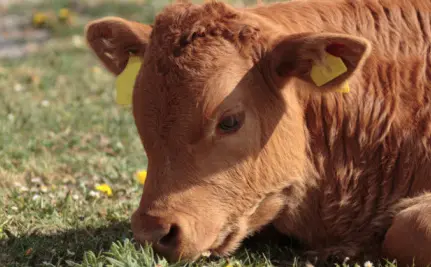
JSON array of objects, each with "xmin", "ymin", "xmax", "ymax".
[{"xmin": 85, "ymin": 0, "xmax": 431, "ymax": 265}]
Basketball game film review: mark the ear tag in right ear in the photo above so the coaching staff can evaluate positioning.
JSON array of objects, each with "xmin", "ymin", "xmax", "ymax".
[
  {"xmin": 115, "ymin": 56, "xmax": 142, "ymax": 105},
  {"xmin": 310, "ymin": 52, "xmax": 348, "ymax": 88}
]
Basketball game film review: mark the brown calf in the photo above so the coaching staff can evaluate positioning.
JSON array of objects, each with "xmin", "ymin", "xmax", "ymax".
[{"xmin": 85, "ymin": 0, "xmax": 431, "ymax": 265}]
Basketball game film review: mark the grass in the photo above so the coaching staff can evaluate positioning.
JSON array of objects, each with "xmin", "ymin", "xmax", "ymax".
[{"xmin": 0, "ymin": 0, "xmax": 401, "ymax": 266}]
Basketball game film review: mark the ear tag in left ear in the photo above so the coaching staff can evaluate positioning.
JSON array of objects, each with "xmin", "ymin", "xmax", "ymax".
[
  {"xmin": 310, "ymin": 52, "xmax": 349, "ymax": 93},
  {"xmin": 115, "ymin": 56, "xmax": 142, "ymax": 105}
]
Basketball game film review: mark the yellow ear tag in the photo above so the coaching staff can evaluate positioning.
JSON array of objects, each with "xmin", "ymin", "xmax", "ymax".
[
  {"xmin": 310, "ymin": 52, "xmax": 349, "ymax": 93},
  {"xmin": 115, "ymin": 56, "xmax": 142, "ymax": 105}
]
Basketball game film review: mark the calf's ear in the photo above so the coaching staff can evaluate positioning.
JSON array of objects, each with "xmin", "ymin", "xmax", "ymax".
[
  {"xmin": 269, "ymin": 32, "xmax": 371, "ymax": 92},
  {"xmin": 85, "ymin": 17, "xmax": 152, "ymax": 75}
]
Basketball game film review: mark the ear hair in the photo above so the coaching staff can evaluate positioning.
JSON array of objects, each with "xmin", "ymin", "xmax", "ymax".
[
  {"xmin": 270, "ymin": 32, "xmax": 372, "ymax": 91},
  {"xmin": 85, "ymin": 17, "xmax": 152, "ymax": 75}
]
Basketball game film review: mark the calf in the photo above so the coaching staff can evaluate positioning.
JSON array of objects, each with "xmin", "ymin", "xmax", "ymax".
[{"xmin": 85, "ymin": 0, "xmax": 431, "ymax": 265}]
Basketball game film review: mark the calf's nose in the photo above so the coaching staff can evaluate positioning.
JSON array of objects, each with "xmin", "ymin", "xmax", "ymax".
[{"xmin": 131, "ymin": 211, "xmax": 181, "ymax": 252}]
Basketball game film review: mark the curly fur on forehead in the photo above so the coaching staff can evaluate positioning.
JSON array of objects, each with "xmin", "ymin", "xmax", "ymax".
[{"xmin": 146, "ymin": 1, "xmax": 263, "ymax": 77}]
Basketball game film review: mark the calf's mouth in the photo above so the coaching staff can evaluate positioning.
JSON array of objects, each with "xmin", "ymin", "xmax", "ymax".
[
  {"xmin": 209, "ymin": 224, "xmax": 245, "ymax": 257},
  {"xmin": 206, "ymin": 192, "xmax": 288, "ymax": 258}
]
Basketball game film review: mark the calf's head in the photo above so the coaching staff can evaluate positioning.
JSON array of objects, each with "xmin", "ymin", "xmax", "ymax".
[{"xmin": 85, "ymin": 1, "xmax": 371, "ymax": 262}]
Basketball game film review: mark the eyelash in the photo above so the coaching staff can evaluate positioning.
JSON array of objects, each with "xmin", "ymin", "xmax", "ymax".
[{"xmin": 216, "ymin": 111, "xmax": 245, "ymax": 135}]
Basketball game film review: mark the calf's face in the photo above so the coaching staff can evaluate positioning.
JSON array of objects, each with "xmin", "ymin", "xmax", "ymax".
[{"xmin": 85, "ymin": 2, "xmax": 371, "ymax": 262}]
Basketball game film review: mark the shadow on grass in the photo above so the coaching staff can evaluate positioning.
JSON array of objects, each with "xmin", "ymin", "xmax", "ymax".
[
  {"xmin": 0, "ymin": 221, "xmax": 133, "ymax": 266},
  {"xmin": 0, "ymin": 221, "xmax": 302, "ymax": 267},
  {"xmin": 239, "ymin": 225, "xmax": 303, "ymax": 266}
]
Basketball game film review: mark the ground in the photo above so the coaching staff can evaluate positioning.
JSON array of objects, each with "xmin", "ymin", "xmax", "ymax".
[{"xmin": 0, "ymin": 0, "xmax": 400, "ymax": 266}]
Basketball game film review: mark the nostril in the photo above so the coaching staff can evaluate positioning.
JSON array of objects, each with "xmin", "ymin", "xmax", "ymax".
[{"xmin": 158, "ymin": 224, "xmax": 180, "ymax": 248}]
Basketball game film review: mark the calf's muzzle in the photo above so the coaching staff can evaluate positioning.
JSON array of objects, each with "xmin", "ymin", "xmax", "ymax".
[{"xmin": 131, "ymin": 211, "xmax": 183, "ymax": 258}]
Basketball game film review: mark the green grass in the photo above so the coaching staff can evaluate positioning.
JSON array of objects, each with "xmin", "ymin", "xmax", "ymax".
[{"xmin": 0, "ymin": 0, "xmax": 401, "ymax": 266}]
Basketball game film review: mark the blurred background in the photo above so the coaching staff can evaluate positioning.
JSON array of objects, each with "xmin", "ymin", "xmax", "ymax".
[{"xmin": 0, "ymin": 0, "xmax": 283, "ymax": 186}]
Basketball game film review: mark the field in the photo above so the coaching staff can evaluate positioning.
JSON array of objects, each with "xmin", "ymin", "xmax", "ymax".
[{"xmin": 0, "ymin": 0, "xmax": 398, "ymax": 266}]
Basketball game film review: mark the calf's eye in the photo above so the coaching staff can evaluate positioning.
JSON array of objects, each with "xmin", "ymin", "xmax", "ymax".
[{"xmin": 217, "ymin": 112, "xmax": 245, "ymax": 134}]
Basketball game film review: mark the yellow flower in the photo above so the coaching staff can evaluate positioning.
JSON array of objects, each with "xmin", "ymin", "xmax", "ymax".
[
  {"xmin": 95, "ymin": 184, "xmax": 113, "ymax": 197},
  {"xmin": 136, "ymin": 170, "xmax": 147, "ymax": 185},
  {"xmin": 32, "ymin": 13, "xmax": 47, "ymax": 27},
  {"xmin": 58, "ymin": 8, "xmax": 70, "ymax": 21}
]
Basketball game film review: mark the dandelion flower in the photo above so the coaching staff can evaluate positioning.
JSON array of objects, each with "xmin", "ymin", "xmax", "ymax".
[
  {"xmin": 95, "ymin": 184, "xmax": 113, "ymax": 197},
  {"xmin": 136, "ymin": 170, "xmax": 147, "ymax": 185},
  {"xmin": 32, "ymin": 13, "xmax": 47, "ymax": 27},
  {"xmin": 58, "ymin": 8, "xmax": 70, "ymax": 22}
]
